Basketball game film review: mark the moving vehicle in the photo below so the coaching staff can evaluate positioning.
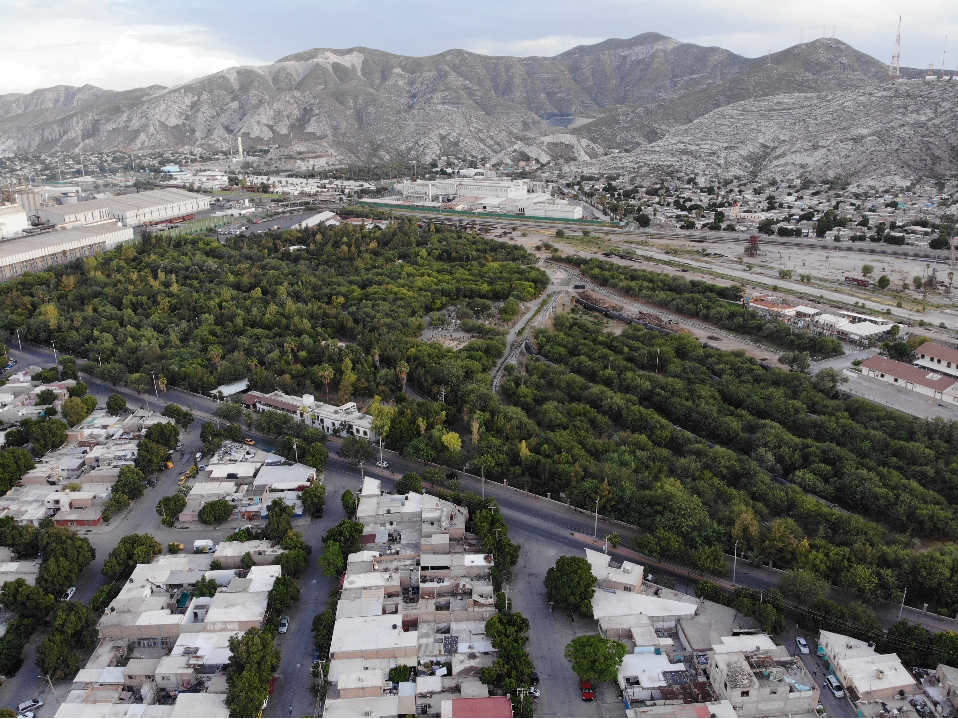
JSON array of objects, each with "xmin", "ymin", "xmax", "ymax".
[
  {"xmin": 61, "ymin": 586, "xmax": 76, "ymax": 601},
  {"xmin": 17, "ymin": 699, "xmax": 42, "ymax": 715},
  {"xmin": 529, "ymin": 687, "xmax": 540, "ymax": 698},
  {"xmin": 193, "ymin": 539, "xmax": 215, "ymax": 553},
  {"xmin": 244, "ymin": 438, "xmax": 256, "ymax": 446},
  {"xmin": 375, "ymin": 460, "xmax": 389, "ymax": 468},
  {"xmin": 796, "ymin": 637, "xmax": 810, "ymax": 654},
  {"xmin": 579, "ymin": 678, "xmax": 595, "ymax": 701},
  {"xmin": 825, "ymin": 674, "xmax": 845, "ymax": 698},
  {"xmin": 278, "ymin": 616, "xmax": 290, "ymax": 634},
  {"xmin": 165, "ymin": 461, "xmax": 174, "ymax": 469}
]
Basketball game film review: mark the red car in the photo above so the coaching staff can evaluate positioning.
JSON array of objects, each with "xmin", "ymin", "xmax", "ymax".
[
  {"xmin": 268, "ymin": 676, "xmax": 277, "ymax": 695},
  {"xmin": 579, "ymin": 678, "xmax": 595, "ymax": 701}
]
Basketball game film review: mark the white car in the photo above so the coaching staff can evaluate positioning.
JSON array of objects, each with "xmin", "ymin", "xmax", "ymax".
[
  {"xmin": 17, "ymin": 699, "xmax": 43, "ymax": 715},
  {"xmin": 61, "ymin": 586, "xmax": 76, "ymax": 602},
  {"xmin": 278, "ymin": 616, "xmax": 290, "ymax": 634},
  {"xmin": 376, "ymin": 460, "xmax": 389, "ymax": 468},
  {"xmin": 825, "ymin": 674, "xmax": 845, "ymax": 698},
  {"xmin": 796, "ymin": 637, "xmax": 810, "ymax": 654}
]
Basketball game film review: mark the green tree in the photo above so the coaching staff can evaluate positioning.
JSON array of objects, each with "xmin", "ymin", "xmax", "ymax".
[
  {"xmin": 862, "ymin": 264, "xmax": 875, "ymax": 277},
  {"xmin": 266, "ymin": 576, "xmax": 301, "ymax": 618},
  {"xmin": 779, "ymin": 569, "xmax": 830, "ymax": 606},
  {"xmin": 50, "ymin": 601, "xmax": 98, "ymax": 649},
  {"xmin": 199, "ymin": 499, "xmax": 234, "ymax": 526},
  {"xmin": 162, "ymin": 404, "xmax": 195, "ymax": 429},
  {"xmin": 812, "ymin": 367, "xmax": 848, "ymax": 398},
  {"xmin": 113, "ymin": 465, "xmax": 145, "ymax": 501},
  {"xmin": 194, "ymin": 576, "xmax": 219, "ymax": 598},
  {"xmin": 564, "ymin": 634, "xmax": 627, "ymax": 682},
  {"xmin": 67, "ymin": 382, "xmax": 88, "ymax": 398},
  {"xmin": 544, "ymin": 556, "xmax": 596, "ymax": 617},
  {"xmin": 135, "ymin": 439, "xmax": 169, "ymax": 474},
  {"xmin": 144, "ymin": 421, "xmax": 180, "ymax": 449},
  {"xmin": 35, "ymin": 388, "xmax": 57, "ymax": 405},
  {"xmin": 0, "ymin": 579, "xmax": 55, "ymax": 620},
  {"xmin": 264, "ymin": 498, "xmax": 294, "ymax": 541},
  {"xmin": 441, "ymin": 431, "xmax": 462, "ymax": 453},
  {"xmin": 319, "ymin": 541, "xmax": 346, "ymax": 577},
  {"xmin": 102, "ymin": 534, "xmax": 162, "ymax": 581},
  {"xmin": 61, "ymin": 396, "xmax": 91, "ymax": 426},
  {"xmin": 301, "ymin": 483, "xmax": 327, "ymax": 517},
  {"xmin": 341, "ymin": 489, "xmax": 358, "ymax": 517},
  {"xmin": 106, "ymin": 393, "xmax": 127, "ymax": 415},
  {"xmin": 339, "ymin": 435, "xmax": 375, "ymax": 464},
  {"xmin": 395, "ymin": 473, "xmax": 423, "ymax": 495},
  {"xmin": 322, "ymin": 520, "xmax": 364, "ymax": 555},
  {"xmin": 36, "ymin": 634, "xmax": 81, "ymax": 680},
  {"xmin": 214, "ymin": 402, "xmax": 245, "ymax": 423},
  {"xmin": 156, "ymin": 494, "xmax": 187, "ymax": 526},
  {"xmin": 778, "ymin": 351, "xmax": 811, "ymax": 373},
  {"xmin": 299, "ymin": 442, "xmax": 327, "ymax": 472},
  {"xmin": 877, "ymin": 275, "xmax": 891, "ymax": 289},
  {"xmin": 226, "ymin": 628, "xmax": 282, "ymax": 718}
]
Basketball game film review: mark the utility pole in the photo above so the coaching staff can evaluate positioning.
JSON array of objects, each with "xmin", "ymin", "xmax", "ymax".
[
  {"xmin": 733, "ymin": 540, "xmax": 739, "ymax": 583},
  {"xmin": 593, "ymin": 497, "xmax": 599, "ymax": 541},
  {"xmin": 52, "ymin": 341, "xmax": 57, "ymax": 363},
  {"xmin": 151, "ymin": 373, "xmax": 160, "ymax": 403},
  {"xmin": 899, "ymin": 587, "xmax": 908, "ymax": 620},
  {"xmin": 15, "ymin": 329, "xmax": 21, "ymax": 352}
]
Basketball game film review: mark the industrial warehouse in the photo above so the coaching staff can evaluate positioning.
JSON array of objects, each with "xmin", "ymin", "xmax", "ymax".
[
  {"xmin": 0, "ymin": 224, "xmax": 134, "ymax": 281},
  {"xmin": 369, "ymin": 176, "xmax": 584, "ymax": 219},
  {"xmin": 36, "ymin": 188, "xmax": 210, "ymax": 228}
]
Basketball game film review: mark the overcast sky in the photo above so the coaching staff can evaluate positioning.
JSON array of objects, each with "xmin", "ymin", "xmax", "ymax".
[{"xmin": 1, "ymin": 0, "xmax": 956, "ymax": 94}]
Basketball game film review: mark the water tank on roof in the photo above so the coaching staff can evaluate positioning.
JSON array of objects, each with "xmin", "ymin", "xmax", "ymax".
[{"xmin": 303, "ymin": 394, "xmax": 314, "ymax": 405}]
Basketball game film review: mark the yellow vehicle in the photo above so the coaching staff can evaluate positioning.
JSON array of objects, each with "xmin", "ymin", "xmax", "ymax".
[
  {"xmin": 171, "ymin": 543, "xmax": 185, "ymax": 552},
  {"xmin": 165, "ymin": 461, "xmax": 174, "ymax": 469},
  {"xmin": 178, "ymin": 476, "xmax": 189, "ymax": 486},
  {"xmin": 244, "ymin": 438, "xmax": 256, "ymax": 446}
]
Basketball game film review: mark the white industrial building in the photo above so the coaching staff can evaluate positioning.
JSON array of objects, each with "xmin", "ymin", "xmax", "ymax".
[
  {"xmin": 389, "ymin": 178, "xmax": 583, "ymax": 219},
  {"xmin": 0, "ymin": 225, "xmax": 134, "ymax": 281},
  {"xmin": 37, "ymin": 188, "xmax": 209, "ymax": 228},
  {"xmin": 0, "ymin": 204, "xmax": 30, "ymax": 239}
]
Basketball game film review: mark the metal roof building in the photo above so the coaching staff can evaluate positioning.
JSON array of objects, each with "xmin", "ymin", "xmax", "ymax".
[
  {"xmin": 0, "ymin": 225, "xmax": 134, "ymax": 281},
  {"xmin": 37, "ymin": 188, "xmax": 210, "ymax": 228}
]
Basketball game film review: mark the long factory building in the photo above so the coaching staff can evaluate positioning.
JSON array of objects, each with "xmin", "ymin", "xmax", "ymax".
[
  {"xmin": 0, "ymin": 225, "xmax": 134, "ymax": 281},
  {"xmin": 36, "ymin": 188, "xmax": 209, "ymax": 228}
]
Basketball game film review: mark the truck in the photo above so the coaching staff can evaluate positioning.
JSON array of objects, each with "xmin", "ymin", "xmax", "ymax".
[{"xmin": 193, "ymin": 540, "xmax": 215, "ymax": 554}]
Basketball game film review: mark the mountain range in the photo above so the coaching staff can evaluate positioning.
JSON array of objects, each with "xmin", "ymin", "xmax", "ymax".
[{"xmin": 0, "ymin": 33, "xmax": 950, "ymax": 181}]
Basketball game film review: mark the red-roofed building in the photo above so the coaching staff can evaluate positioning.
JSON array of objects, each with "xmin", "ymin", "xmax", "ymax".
[
  {"xmin": 441, "ymin": 696, "xmax": 514, "ymax": 718},
  {"xmin": 860, "ymin": 355, "xmax": 957, "ymax": 400},
  {"xmin": 915, "ymin": 341, "xmax": 958, "ymax": 380}
]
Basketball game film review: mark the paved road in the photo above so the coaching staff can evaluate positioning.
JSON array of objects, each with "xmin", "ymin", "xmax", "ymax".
[
  {"xmin": 6, "ymin": 343, "xmax": 958, "ymax": 715},
  {"xmin": 812, "ymin": 349, "xmax": 958, "ymax": 420}
]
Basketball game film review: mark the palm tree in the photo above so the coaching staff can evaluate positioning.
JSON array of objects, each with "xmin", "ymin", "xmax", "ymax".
[
  {"xmin": 396, "ymin": 361, "xmax": 409, "ymax": 392},
  {"xmin": 317, "ymin": 364, "xmax": 334, "ymax": 400}
]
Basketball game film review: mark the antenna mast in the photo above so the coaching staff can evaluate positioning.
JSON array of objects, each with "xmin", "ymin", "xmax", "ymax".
[
  {"xmin": 890, "ymin": 16, "xmax": 902, "ymax": 80},
  {"xmin": 942, "ymin": 35, "xmax": 948, "ymax": 78}
]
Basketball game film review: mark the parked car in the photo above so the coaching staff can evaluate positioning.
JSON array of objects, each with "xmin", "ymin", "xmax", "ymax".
[
  {"xmin": 17, "ymin": 699, "xmax": 43, "ymax": 715},
  {"xmin": 244, "ymin": 438, "xmax": 256, "ymax": 446},
  {"xmin": 529, "ymin": 687, "xmax": 540, "ymax": 698},
  {"xmin": 796, "ymin": 637, "xmax": 810, "ymax": 654},
  {"xmin": 579, "ymin": 678, "xmax": 595, "ymax": 701},
  {"xmin": 165, "ymin": 461, "xmax": 174, "ymax": 469},
  {"xmin": 278, "ymin": 616, "xmax": 290, "ymax": 634},
  {"xmin": 825, "ymin": 674, "xmax": 845, "ymax": 698},
  {"xmin": 376, "ymin": 460, "xmax": 389, "ymax": 468},
  {"xmin": 530, "ymin": 672, "xmax": 539, "ymax": 685},
  {"xmin": 61, "ymin": 586, "xmax": 76, "ymax": 601}
]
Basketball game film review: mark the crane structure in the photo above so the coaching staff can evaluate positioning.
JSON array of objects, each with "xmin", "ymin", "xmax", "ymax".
[{"xmin": 890, "ymin": 16, "xmax": 902, "ymax": 80}]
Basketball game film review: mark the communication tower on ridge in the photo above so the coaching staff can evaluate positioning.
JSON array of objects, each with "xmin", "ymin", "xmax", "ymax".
[{"xmin": 890, "ymin": 16, "xmax": 902, "ymax": 80}]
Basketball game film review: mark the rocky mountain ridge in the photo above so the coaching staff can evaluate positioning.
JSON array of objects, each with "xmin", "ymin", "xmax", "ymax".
[{"xmin": 0, "ymin": 34, "xmax": 941, "ymax": 180}]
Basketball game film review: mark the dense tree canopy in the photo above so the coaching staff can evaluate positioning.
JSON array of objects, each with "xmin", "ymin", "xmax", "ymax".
[{"xmin": 544, "ymin": 556, "xmax": 596, "ymax": 618}]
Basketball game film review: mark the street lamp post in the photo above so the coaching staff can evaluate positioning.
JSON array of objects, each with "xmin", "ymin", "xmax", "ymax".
[
  {"xmin": 899, "ymin": 587, "xmax": 908, "ymax": 620},
  {"xmin": 733, "ymin": 540, "xmax": 739, "ymax": 584},
  {"xmin": 52, "ymin": 341, "xmax": 57, "ymax": 362},
  {"xmin": 15, "ymin": 329, "xmax": 21, "ymax": 352},
  {"xmin": 39, "ymin": 674, "xmax": 57, "ymax": 704},
  {"xmin": 151, "ymin": 373, "xmax": 160, "ymax": 403},
  {"xmin": 593, "ymin": 497, "xmax": 599, "ymax": 542}
]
